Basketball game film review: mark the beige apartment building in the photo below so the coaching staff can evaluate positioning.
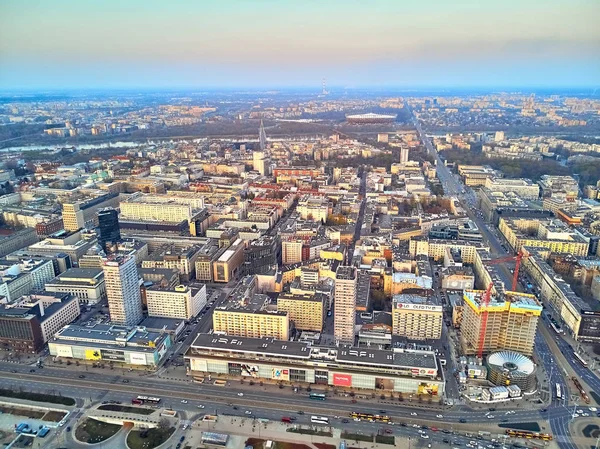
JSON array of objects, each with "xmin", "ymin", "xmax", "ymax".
[
  {"xmin": 146, "ymin": 284, "xmax": 207, "ymax": 320},
  {"xmin": 213, "ymin": 308, "xmax": 289, "ymax": 340},
  {"xmin": 277, "ymin": 292, "xmax": 324, "ymax": 332},
  {"xmin": 282, "ymin": 240, "xmax": 303, "ymax": 265},
  {"xmin": 391, "ymin": 294, "xmax": 443, "ymax": 340},
  {"xmin": 461, "ymin": 290, "xmax": 542, "ymax": 356},
  {"xmin": 498, "ymin": 217, "xmax": 589, "ymax": 256},
  {"xmin": 334, "ymin": 266, "xmax": 357, "ymax": 345}
]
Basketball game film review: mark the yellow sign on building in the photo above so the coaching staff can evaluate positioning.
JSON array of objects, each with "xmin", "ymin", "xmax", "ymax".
[{"xmin": 85, "ymin": 349, "xmax": 102, "ymax": 360}]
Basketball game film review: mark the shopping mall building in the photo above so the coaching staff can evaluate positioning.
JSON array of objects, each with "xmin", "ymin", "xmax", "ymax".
[{"xmin": 185, "ymin": 333, "xmax": 445, "ymax": 396}]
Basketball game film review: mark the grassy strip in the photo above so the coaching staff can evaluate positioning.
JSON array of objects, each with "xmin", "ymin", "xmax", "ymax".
[
  {"xmin": 341, "ymin": 432, "xmax": 373, "ymax": 442},
  {"xmin": 498, "ymin": 422, "xmax": 541, "ymax": 432},
  {"xmin": 0, "ymin": 388, "xmax": 74, "ymax": 406},
  {"xmin": 98, "ymin": 404, "xmax": 154, "ymax": 415}
]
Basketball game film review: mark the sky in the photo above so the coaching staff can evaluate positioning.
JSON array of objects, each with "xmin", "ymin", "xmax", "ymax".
[{"xmin": 1, "ymin": 0, "xmax": 599, "ymax": 90}]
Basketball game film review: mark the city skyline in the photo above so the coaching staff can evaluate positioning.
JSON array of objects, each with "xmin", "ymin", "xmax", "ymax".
[{"xmin": 1, "ymin": 0, "xmax": 599, "ymax": 90}]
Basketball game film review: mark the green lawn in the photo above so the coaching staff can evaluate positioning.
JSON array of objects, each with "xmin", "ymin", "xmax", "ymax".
[
  {"xmin": 75, "ymin": 418, "xmax": 121, "ymax": 444},
  {"xmin": 0, "ymin": 388, "xmax": 75, "ymax": 406},
  {"xmin": 127, "ymin": 426, "xmax": 175, "ymax": 449},
  {"xmin": 98, "ymin": 404, "xmax": 154, "ymax": 415}
]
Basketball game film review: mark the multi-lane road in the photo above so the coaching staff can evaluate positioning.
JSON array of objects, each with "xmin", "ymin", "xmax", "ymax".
[
  {"xmin": 0, "ymin": 362, "xmax": 558, "ymax": 449},
  {"xmin": 409, "ymin": 109, "xmax": 600, "ymax": 449}
]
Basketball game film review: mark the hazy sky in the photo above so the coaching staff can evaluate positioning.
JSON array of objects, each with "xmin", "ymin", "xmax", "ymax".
[{"xmin": 1, "ymin": 0, "xmax": 599, "ymax": 90}]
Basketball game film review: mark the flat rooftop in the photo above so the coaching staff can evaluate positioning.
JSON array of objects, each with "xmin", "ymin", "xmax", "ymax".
[
  {"xmin": 53, "ymin": 324, "xmax": 167, "ymax": 352},
  {"xmin": 189, "ymin": 333, "xmax": 439, "ymax": 371}
]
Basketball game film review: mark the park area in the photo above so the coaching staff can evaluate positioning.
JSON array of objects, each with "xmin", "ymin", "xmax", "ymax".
[
  {"xmin": 127, "ymin": 425, "xmax": 175, "ymax": 449},
  {"xmin": 75, "ymin": 417, "xmax": 121, "ymax": 444}
]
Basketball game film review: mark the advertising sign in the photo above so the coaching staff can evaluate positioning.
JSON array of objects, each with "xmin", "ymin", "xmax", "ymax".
[
  {"xmin": 396, "ymin": 303, "xmax": 443, "ymax": 312},
  {"xmin": 54, "ymin": 345, "xmax": 73, "ymax": 358},
  {"xmin": 129, "ymin": 353, "xmax": 147, "ymax": 365},
  {"xmin": 333, "ymin": 373, "xmax": 352, "ymax": 387},
  {"xmin": 84, "ymin": 349, "xmax": 102, "ymax": 360},
  {"xmin": 100, "ymin": 349, "xmax": 125, "ymax": 362},
  {"xmin": 271, "ymin": 368, "xmax": 289, "ymax": 381},
  {"xmin": 412, "ymin": 368, "xmax": 437, "ymax": 376},
  {"xmin": 241, "ymin": 364, "xmax": 259, "ymax": 377},
  {"xmin": 417, "ymin": 383, "xmax": 439, "ymax": 396}
]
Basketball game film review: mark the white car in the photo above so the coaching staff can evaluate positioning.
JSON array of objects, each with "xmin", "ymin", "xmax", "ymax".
[
  {"xmin": 573, "ymin": 413, "xmax": 580, "ymax": 418},
  {"xmin": 237, "ymin": 393, "xmax": 244, "ymax": 396},
  {"xmin": 590, "ymin": 407, "xmax": 598, "ymax": 412},
  {"xmin": 181, "ymin": 400, "xmax": 188, "ymax": 404},
  {"xmin": 245, "ymin": 411, "xmax": 252, "ymax": 415},
  {"xmin": 411, "ymin": 412, "xmax": 418, "ymax": 416},
  {"xmin": 197, "ymin": 405, "xmax": 205, "ymax": 409},
  {"xmin": 420, "ymin": 434, "xmax": 429, "ymax": 439},
  {"xmin": 487, "ymin": 415, "xmax": 494, "ymax": 419},
  {"xmin": 436, "ymin": 414, "xmax": 443, "ymax": 418},
  {"xmin": 354, "ymin": 418, "xmax": 360, "ymax": 422}
]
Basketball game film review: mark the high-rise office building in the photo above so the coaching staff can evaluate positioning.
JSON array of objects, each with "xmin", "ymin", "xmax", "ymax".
[
  {"xmin": 97, "ymin": 208, "xmax": 121, "ymax": 252},
  {"xmin": 461, "ymin": 290, "xmax": 542, "ymax": 356},
  {"xmin": 334, "ymin": 266, "xmax": 357, "ymax": 345},
  {"xmin": 400, "ymin": 146, "xmax": 410, "ymax": 164},
  {"xmin": 103, "ymin": 255, "xmax": 143, "ymax": 326}
]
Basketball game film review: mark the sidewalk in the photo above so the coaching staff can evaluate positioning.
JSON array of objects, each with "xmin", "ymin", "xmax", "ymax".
[{"xmin": 194, "ymin": 417, "xmax": 411, "ymax": 449}]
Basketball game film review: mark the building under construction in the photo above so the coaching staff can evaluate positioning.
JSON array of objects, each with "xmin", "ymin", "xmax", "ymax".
[{"xmin": 460, "ymin": 290, "xmax": 542, "ymax": 357}]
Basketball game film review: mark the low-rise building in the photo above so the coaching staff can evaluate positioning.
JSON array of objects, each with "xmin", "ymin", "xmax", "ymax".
[
  {"xmin": 0, "ymin": 228, "xmax": 38, "ymax": 258},
  {"xmin": 49, "ymin": 323, "xmax": 171, "ymax": 367},
  {"xmin": 146, "ymin": 284, "xmax": 207, "ymax": 320},
  {"xmin": 43, "ymin": 268, "xmax": 106, "ymax": 305},
  {"xmin": 186, "ymin": 333, "xmax": 444, "ymax": 395},
  {"xmin": 0, "ymin": 292, "xmax": 80, "ymax": 352}
]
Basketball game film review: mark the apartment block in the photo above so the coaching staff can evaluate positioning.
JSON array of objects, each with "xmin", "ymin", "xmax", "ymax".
[
  {"xmin": 334, "ymin": 266, "xmax": 357, "ymax": 345},
  {"xmin": 461, "ymin": 290, "xmax": 542, "ymax": 356},
  {"xmin": 277, "ymin": 292, "xmax": 325, "ymax": 332},
  {"xmin": 391, "ymin": 294, "xmax": 443, "ymax": 340},
  {"xmin": 146, "ymin": 284, "xmax": 206, "ymax": 320}
]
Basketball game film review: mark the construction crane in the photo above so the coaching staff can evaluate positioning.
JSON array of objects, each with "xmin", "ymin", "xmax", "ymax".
[
  {"xmin": 476, "ymin": 250, "xmax": 531, "ymax": 358},
  {"xmin": 485, "ymin": 250, "xmax": 530, "ymax": 291}
]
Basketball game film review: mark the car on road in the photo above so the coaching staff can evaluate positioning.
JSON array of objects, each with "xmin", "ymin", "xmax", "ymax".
[
  {"xmin": 384, "ymin": 429, "xmax": 393, "ymax": 434},
  {"xmin": 181, "ymin": 400, "xmax": 188, "ymax": 404},
  {"xmin": 237, "ymin": 393, "xmax": 244, "ymax": 396},
  {"xmin": 122, "ymin": 379, "xmax": 129, "ymax": 383},
  {"xmin": 197, "ymin": 405, "xmax": 205, "ymax": 409},
  {"xmin": 436, "ymin": 414, "xmax": 443, "ymax": 418},
  {"xmin": 410, "ymin": 412, "xmax": 418, "ymax": 416},
  {"xmin": 66, "ymin": 426, "xmax": 71, "ymax": 432},
  {"xmin": 78, "ymin": 375, "xmax": 85, "ymax": 378},
  {"xmin": 420, "ymin": 434, "xmax": 429, "ymax": 439},
  {"xmin": 342, "ymin": 418, "xmax": 349, "ymax": 423},
  {"xmin": 459, "ymin": 418, "xmax": 467, "ymax": 423},
  {"xmin": 487, "ymin": 415, "xmax": 494, "ymax": 419},
  {"xmin": 245, "ymin": 411, "xmax": 252, "ymax": 415},
  {"xmin": 353, "ymin": 418, "xmax": 360, "ymax": 422}
]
